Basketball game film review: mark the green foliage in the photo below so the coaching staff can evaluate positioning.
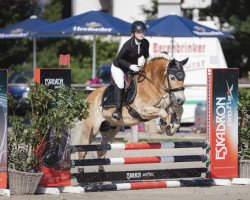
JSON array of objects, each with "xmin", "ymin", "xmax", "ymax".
[
  {"xmin": 0, "ymin": 0, "xmax": 40, "ymax": 27},
  {"xmin": 238, "ymin": 89, "xmax": 250, "ymax": 157},
  {"xmin": 0, "ymin": 0, "xmax": 40, "ymax": 69},
  {"xmin": 0, "ymin": 1, "xmax": 119, "ymax": 83},
  {"xmin": 41, "ymin": 0, "xmax": 62, "ymax": 22},
  {"xmin": 201, "ymin": 0, "xmax": 250, "ymax": 76},
  {"xmin": 8, "ymin": 82, "xmax": 89, "ymax": 172}
]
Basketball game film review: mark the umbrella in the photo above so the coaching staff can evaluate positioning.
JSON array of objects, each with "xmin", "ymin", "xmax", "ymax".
[
  {"xmin": 0, "ymin": 16, "xmax": 51, "ymax": 74},
  {"xmin": 33, "ymin": 11, "xmax": 132, "ymax": 79},
  {"xmin": 147, "ymin": 14, "xmax": 233, "ymax": 57}
]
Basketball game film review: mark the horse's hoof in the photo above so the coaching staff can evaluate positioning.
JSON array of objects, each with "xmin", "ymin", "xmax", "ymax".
[
  {"xmin": 165, "ymin": 125, "xmax": 174, "ymax": 136},
  {"xmin": 98, "ymin": 169, "xmax": 105, "ymax": 172},
  {"xmin": 157, "ymin": 119, "xmax": 167, "ymax": 134},
  {"xmin": 157, "ymin": 131, "xmax": 164, "ymax": 134}
]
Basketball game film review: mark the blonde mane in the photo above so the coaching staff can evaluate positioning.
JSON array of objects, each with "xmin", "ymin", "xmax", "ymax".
[
  {"xmin": 140, "ymin": 53, "xmax": 170, "ymax": 69},
  {"xmin": 148, "ymin": 53, "xmax": 171, "ymax": 62}
]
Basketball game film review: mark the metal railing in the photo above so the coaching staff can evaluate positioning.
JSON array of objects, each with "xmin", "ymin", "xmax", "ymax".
[{"xmin": 8, "ymin": 83, "xmax": 250, "ymax": 91}]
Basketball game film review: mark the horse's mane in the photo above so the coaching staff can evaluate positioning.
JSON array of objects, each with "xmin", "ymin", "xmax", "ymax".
[{"xmin": 148, "ymin": 53, "xmax": 171, "ymax": 62}]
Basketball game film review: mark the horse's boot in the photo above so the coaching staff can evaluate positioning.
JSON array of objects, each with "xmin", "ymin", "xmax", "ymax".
[{"xmin": 112, "ymin": 86, "xmax": 123, "ymax": 120}]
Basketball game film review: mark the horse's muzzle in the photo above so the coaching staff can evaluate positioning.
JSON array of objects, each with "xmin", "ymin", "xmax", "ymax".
[{"xmin": 177, "ymin": 98, "xmax": 185, "ymax": 106}]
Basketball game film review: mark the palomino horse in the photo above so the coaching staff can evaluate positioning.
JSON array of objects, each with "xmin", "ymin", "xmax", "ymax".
[{"xmin": 79, "ymin": 53, "xmax": 188, "ymax": 171}]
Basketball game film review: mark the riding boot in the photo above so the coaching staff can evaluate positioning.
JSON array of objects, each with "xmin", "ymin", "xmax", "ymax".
[{"xmin": 112, "ymin": 86, "xmax": 123, "ymax": 120}]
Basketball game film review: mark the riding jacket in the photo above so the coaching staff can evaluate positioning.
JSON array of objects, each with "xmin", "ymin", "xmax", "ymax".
[{"xmin": 113, "ymin": 37, "xmax": 150, "ymax": 73}]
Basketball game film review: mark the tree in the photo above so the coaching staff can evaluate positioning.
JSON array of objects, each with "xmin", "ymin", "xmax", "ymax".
[
  {"xmin": 0, "ymin": 0, "xmax": 120, "ymax": 83},
  {"xmin": 0, "ymin": 0, "xmax": 41, "ymax": 69},
  {"xmin": 201, "ymin": 0, "xmax": 250, "ymax": 77}
]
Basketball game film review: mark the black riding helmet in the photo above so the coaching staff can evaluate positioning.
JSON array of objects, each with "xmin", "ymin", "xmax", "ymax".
[{"xmin": 131, "ymin": 21, "xmax": 147, "ymax": 33}]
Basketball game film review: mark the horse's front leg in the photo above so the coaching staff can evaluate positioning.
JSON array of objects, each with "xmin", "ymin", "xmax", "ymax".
[
  {"xmin": 141, "ymin": 106, "xmax": 169, "ymax": 119},
  {"xmin": 165, "ymin": 106, "xmax": 184, "ymax": 136},
  {"xmin": 140, "ymin": 106, "xmax": 169, "ymax": 134}
]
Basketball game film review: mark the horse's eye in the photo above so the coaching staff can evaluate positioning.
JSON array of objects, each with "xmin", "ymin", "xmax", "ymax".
[{"xmin": 170, "ymin": 76, "xmax": 176, "ymax": 81}]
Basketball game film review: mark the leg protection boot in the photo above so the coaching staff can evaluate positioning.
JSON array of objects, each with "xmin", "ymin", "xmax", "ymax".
[{"xmin": 112, "ymin": 86, "xmax": 123, "ymax": 120}]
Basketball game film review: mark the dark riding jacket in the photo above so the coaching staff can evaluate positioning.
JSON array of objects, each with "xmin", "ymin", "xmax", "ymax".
[{"xmin": 113, "ymin": 37, "xmax": 150, "ymax": 73}]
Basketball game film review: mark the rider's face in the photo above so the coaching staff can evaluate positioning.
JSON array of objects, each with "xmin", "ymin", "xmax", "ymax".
[{"xmin": 134, "ymin": 30, "xmax": 145, "ymax": 41}]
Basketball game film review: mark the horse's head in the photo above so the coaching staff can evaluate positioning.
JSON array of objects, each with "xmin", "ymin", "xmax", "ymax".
[
  {"xmin": 142, "ymin": 54, "xmax": 187, "ymax": 106},
  {"xmin": 165, "ymin": 58, "xmax": 188, "ymax": 106}
]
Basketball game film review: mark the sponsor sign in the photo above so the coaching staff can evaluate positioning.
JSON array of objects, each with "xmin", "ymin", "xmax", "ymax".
[
  {"xmin": 0, "ymin": 70, "xmax": 7, "ymax": 188},
  {"xmin": 207, "ymin": 68, "xmax": 238, "ymax": 178},
  {"xmin": 126, "ymin": 172, "xmax": 155, "ymax": 180},
  {"xmin": 34, "ymin": 68, "xmax": 71, "ymax": 89},
  {"xmin": 72, "ymin": 22, "xmax": 113, "ymax": 32}
]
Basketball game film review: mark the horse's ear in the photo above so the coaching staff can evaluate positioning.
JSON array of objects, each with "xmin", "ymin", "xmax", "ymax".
[
  {"xmin": 169, "ymin": 58, "xmax": 175, "ymax": 68},
  {"xmin": 180, "ymin": 58, "xmax": 189, "ymax": 66}
]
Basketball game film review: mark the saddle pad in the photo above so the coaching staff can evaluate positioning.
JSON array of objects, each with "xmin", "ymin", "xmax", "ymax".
[{"xmin": 102, "ymin": 79, "xmax": 137, "ymax": 108}]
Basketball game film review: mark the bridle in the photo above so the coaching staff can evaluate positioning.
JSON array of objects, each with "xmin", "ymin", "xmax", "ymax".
[{"xmin": 137, "ymin": 63, "xmax": 185, "ymax": 95}]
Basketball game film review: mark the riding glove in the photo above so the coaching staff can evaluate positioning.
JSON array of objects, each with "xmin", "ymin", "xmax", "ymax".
[{"xmin": 130, "ymin": 64, "xmax": 140, "ymax": 72}]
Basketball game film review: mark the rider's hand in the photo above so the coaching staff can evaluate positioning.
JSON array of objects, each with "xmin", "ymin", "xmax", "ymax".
[{"xmin": 130, "ymin": 64, "xmax": 140, "ymax": 72}]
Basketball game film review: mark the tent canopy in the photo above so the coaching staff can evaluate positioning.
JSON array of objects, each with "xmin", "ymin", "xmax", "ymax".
[
  {"xmin": 147, "ymin": 14, "xmax": 233, "ymax": 38},
  {"xmin": 0, "ymin": 15, "xmax": 50, "ymax": 38},
  {"xmin": 33, "ymin": 11, "xmax": 133, "ymax": 79},
  {"xmin": 33, "ymin": 11, "xmax": 131, "ymax": 37}
]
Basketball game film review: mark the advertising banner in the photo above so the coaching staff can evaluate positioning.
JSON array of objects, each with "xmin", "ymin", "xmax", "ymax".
[
  {"xmin": 0, "ymin": 70, "xmax": 7, "ymax": 188},
  {"xmin": 35, "ymin": 68, "xmax": 71, "ymax": 186},
  {"xmin": 207, "ymin": 68, "xmax": 238, "ymax": 178},
  {"xmin": 34, "ymin": 68, "xmax": 71, "ymax": 89}
]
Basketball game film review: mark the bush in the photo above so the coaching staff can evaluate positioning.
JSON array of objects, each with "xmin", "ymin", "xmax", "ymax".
[
  {"xmin": 8, "ymin": 82, "xmax": 89, "ymax": 172},
  {"xmin": 238, "ymin": 89, "xmax": 250, "ymax": 157}
]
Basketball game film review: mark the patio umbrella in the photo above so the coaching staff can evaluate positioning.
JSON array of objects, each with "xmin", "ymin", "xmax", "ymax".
[
  {"xmin": 33, "ymin": 11, "xmax": 132, "ymax": 79},
  {"xmin": 0, "ymin": 16, "xmax": 51, "ymax": 74},
  {"xmin": 147, "ymin": 14, "xmax": 233, "ymax": 57}
]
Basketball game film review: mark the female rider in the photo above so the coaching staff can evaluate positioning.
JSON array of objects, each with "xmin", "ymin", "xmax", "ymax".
[{"xmin": 111, "ymin": 21, "xmax": 150, "ymax": 120}]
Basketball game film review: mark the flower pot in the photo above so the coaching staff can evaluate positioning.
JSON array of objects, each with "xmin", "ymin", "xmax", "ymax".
[
  {"xmin": 8, "ymin": 169, "xmax": 43, "ymax": 195},
  {"xmin": 239, "ymin": 156, "xmax": 250, "ymax": 178}
]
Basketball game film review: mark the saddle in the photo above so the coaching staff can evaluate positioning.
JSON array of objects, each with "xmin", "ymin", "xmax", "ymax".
[
  {"xmin": 101, "ymin": 76, "xmax": 149, "ymax": 122},
  {"xmin": 101, "ymin": 76, "xmax": 137, "ymax": 108}
]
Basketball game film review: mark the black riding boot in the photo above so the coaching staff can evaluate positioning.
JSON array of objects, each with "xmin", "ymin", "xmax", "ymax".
[{"xmin": 112, "ymin": 86, "xmax": 123, "ymax": 120}]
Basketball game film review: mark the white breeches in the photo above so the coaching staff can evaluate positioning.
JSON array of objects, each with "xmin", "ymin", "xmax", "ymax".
[{"xmin": 111, "ymin": 64, "xmax": 125, "ymax": 89}]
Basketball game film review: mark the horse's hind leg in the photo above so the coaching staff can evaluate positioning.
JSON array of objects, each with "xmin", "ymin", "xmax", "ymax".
[
  {"xmin": 97, "ymin": 123, "xmax": 120, "ymax": 172},
  {"xmin": 77, "ymin": 118, "xmax": 101, "ymax": 172}
]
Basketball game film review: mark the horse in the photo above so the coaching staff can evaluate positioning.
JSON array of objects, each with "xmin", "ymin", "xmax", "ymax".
[{"xmin": 79, "ymin": 53, "xmax": 188, "ymax": 171}]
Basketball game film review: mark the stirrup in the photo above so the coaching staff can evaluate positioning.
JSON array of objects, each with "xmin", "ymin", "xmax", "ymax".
[{"xmin": 112, "ymin": 111, "xmax": 122, "ymax": 120}]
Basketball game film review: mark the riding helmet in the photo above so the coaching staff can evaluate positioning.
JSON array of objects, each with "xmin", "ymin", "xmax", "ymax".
[{"xmin": 131, "ymin": 21, "xmax": 147, "ymax": 33}]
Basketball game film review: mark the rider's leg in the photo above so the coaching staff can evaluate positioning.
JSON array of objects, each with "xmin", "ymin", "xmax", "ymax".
[{"xmin": 111, "ymin": 64, "xmax": 125, "ymax": 120}]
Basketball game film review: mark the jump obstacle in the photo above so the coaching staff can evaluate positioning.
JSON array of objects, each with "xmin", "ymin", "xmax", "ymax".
[
  {"xmin": 71, "ymin": 141, "xmax": 210, "ymax": 184},
  {"xmin": 62, "ymin": 68, "xmax": 248, "ymax": 193}
]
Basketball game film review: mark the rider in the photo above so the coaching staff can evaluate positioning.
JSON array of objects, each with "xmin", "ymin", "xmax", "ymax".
[{"xmin": 111, "ymin": 21, "xmax": 150, "ymax": 120}]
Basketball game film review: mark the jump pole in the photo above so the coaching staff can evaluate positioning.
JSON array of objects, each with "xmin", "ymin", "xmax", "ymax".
[
  {"xmin": 83, "ymin": 178, "xmax": 232, "ymax": 192},
  {"xmin": 71, "ymin": 155, "xmax": 208, "ymax": 167},
  {"xmin": 71, "ymin": 141, "xmax": 208, "ymax": 152}
]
